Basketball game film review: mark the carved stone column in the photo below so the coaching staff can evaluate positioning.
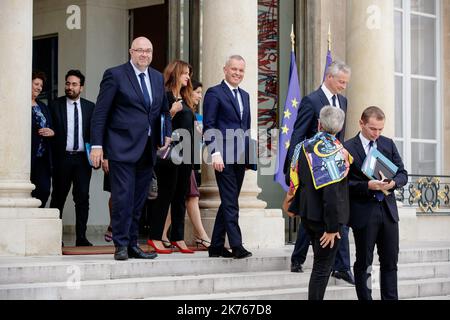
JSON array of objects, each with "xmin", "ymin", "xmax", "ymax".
[
  {"xmin": 346, "ymin": 0, "xmax": 395, "ymax": 137},
  {"xmin": 186, "ymin": 0, "xmax": 285, "ymax": 249},
  {"xmin": 0, "ymin": 0, "xmax": 61, "ymax": 256}
]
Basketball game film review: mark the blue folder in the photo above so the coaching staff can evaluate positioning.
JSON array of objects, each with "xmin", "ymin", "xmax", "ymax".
[
  {"xmin": 361, "ymin": 146, "xmax": 398, "ymax": 181},
  {"xmin": 85, "ymin": 142, "xmax": 93, "ymax": 167},
  {"xmin": 160, "ymin": 114, "xmax": 165, "ymax": 146}
]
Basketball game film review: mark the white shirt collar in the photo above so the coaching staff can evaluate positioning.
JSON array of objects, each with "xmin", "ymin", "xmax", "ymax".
[
  {"xmin": 321, "ymin": 83, "xmax": 336, "ymax": 103},
  {"xmin": 359, "ymin": 132, "xmax": 376, "ymax": 154},
  {"xmin": 130, "ymin": 60, "xmax": 149, "ymax": 78},
  {"xmin": 66, "ymin": 97, "xmax": 81, "ymax": 105},
  {"xmin": 224, "ymin": 80, "xmax": 239, "ymax": 91}
]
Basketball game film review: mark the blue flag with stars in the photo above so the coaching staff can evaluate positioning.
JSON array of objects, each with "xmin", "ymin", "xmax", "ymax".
[{"xmin": 274, "ymin": 50, "xmax": 301, "ymax": 191}]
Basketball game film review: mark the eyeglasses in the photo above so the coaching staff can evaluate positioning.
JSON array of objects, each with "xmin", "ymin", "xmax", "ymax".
[{"xmin": 132, "ymin": 48, "xmax": 153, "ymax": 55}]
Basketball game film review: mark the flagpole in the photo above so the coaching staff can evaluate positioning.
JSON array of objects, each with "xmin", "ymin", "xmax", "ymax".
[
  {"xmin": 323, "ymin": 23, "xmax": 333, "ymax": 82},
  {"xmin": 328, "ymin": 23, "xmax": 331, "ymax": 52},
  {"xmin": 291, "ymin": 24, "xmax": 295, "ymax": 52}
]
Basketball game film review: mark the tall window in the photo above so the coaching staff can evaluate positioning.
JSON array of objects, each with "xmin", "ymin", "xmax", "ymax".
[{"xmin": 394, "ymin": 0, "xmax": 441, "ymax": 175}]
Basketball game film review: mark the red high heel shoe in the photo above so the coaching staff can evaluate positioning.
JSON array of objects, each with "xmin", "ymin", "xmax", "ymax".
[
  {"xmin": 147, "ymin": 239, "xmax": 172, "ymax": 254},
  {"xmin": 171, "ymin": 241, "xmax": 194, "ymax": 254}
]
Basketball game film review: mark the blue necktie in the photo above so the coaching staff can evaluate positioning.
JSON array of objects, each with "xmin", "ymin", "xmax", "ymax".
[
  {"xmin": 332, "ymin": 95, "xmax": 337, "ymax": 107},
  {"xmin": 73, "ymin": 102, "xmax": 79, "ymax": 151},
  {"xmin": 233, "ymin": 89, "xmax": 242, "ymax": 119},
  {"xmin": 139, "ymin": 73, "xmax": 152, "ymax": 109},
  {"xmin": 368, "ymin": 140, "xmax": 384, "ymax": 202}
]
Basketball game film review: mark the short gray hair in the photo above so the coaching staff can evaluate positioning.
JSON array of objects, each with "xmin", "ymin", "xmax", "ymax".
[
  {"xmin": 225, "ymin": 55, "xmax": 245, "ymax": 67},
  {"xmin": 319, "ymin": 106, "xmax": 345, "ymax": 135},
  {"xmin": 325, "ymin": 60, "xmax": 351, "ymax": 77}
]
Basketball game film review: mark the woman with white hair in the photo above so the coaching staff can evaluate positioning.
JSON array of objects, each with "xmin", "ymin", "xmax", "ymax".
[{"xmin": 286, "ymin": 106, "xmax": 351, "ymax": 300}]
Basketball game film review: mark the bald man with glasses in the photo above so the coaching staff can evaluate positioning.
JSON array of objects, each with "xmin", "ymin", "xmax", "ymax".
[{"xmin": 91, "ymin": 37, "xmax": 171, "ymax": 261}]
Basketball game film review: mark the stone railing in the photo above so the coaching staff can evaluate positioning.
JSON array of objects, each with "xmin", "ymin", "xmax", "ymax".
[{"xmin": 395, "ymin": 175, "xmax": 450, "ymax": 213}]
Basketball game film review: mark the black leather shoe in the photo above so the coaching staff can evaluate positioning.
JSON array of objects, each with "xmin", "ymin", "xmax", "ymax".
[
  {"xmin": 76, "ymin": 238, "xmax": 93, "ymax": 246},
  {"xmin": 232, "ymin": 246, "xmax": 252, "ymax": 259},
  {"xmin": 331, "ymin": 270, "xmax": 355, "ymax": 285},
  {"xmin": 208, "ymin": 246, "xmax": 234, "ymax": 258},
  {"xmin": 291, "ymin": 262, "xmax": 304, "ymax": 273},
  {"xmin": 128, "ymin": 246, "xmax": 157, "ymax": 259},
  {"xmin": 114, "ymin": 246, "xmax": 128, "ymax": 261}
]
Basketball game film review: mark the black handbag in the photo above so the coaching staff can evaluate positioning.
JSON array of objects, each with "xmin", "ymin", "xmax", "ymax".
[
  {"xmin": 147, "ymin": 170, "xmax": 158, "ymax": 200},
  {"xmin": 156, "ymin": 139, "xmax": 184, "ymax": 165},
  {"xmin": 156, "ymin": 143, "xmax": 173, "ymax": 160}
]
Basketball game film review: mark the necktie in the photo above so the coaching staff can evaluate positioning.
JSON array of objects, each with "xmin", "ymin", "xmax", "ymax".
[
  {"xmin": 332, "ymin": 95, "xmax": 337, "ymax": 107},
  {"xmin": 233, "ymin": 89, "xmax": 242, "ymax": 119},
  {"xmin": 368, "ymin": 140, "xmax": 384, "ymax": 202},
  {"xmin": 73, "ymin": 102, "xmax": 79, "ymax": 151},
  {"xmin": 139, "ymin": 73, "xmax": 152, "ymax": 109}
]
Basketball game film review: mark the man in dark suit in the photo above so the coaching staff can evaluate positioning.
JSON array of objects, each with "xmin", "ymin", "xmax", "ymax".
[
  {"xmin": 50, "ymin": 70, "xmax": 95, "ymax": 247},
  {"xmin": 344, "ymin": 106, "xmax": 408, "ymax": 300},
  {"xmin": 284, "ymin": 61, "xmax": 354, "ymax": 284},
  {"xmin": 203, "ymin": 55, "xmax": 253, "ymax": 259},
  {"xmin": 288, "ymin": 106, "xmax": 350, "ymax": 300},
  {"xmin": 90, "ymin": 37, "xmax": 171, "ymax": 261}
]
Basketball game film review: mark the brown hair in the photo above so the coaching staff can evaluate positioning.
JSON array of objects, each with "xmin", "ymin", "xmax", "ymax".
[
  {"xmin": 361, "ymin": 106, "xmax": 385, "ymax": 123},
  {"xmin": 163, "ymin": 60, "xmax": 194, "ymax": 109},
  {"xmin": 32, "ymin": 70, "xmax": 47, "ymax": 84}
]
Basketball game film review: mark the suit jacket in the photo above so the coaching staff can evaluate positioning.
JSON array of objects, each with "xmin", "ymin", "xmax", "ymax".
[
  {"xmin": 203, "ymin": 80, "xmax": 252, "ymax": 165},
  {"xmin": 90, "ymin": 62, "xmax": 171, "ymax": 164},
  {"xmin": 49, "ymin": 96, "xmax": 95, "ymax": 160},
  {"xmin": 343, "ymin": 134, "xmax": 408, "ymax": 229},
  {"xmin": 283, "ymin": 87, "xmax": 347, "ymax": 175},
  {"xmin": 289, "ymin": 149, "xmax": 349, "ymax": 233},
  {"xmin": 31, "ymin": 100, "xmax": 53, "ymax": 167}
]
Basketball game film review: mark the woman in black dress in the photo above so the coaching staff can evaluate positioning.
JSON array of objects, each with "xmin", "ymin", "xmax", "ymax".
[
  {"xmin": 147, "ymin": 60, "xmax": 195, "ymax": 254},
  {"xmin": 30, "ymin": 71, "xmax": 55, "ymax": 207}
]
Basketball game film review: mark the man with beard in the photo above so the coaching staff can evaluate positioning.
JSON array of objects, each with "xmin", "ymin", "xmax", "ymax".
[{"xmin": 50, "ymin": 69, "xmax": 95, "ymax": 246}]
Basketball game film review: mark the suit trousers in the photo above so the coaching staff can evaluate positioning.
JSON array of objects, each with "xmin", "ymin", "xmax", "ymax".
[
  {"xmin": 292, "ymin": 221, "xmax": 351, "ymax": 272},
  {"xmin": 50, "ymin": 152, "xmax": 92, "ymax": 240},
  {"xmin": 211, "ymin": 164, "xmax": 246, "ymax": 249},
  {"xmin": 109, "ymin": 138, "xmax": 153, "ymax": 248},
  {"xmin": 352, "ymin": 202, "xmax": 399, "ymax": 300},
  {"xmin": 148, "ymin": 162, "xmax": 192, "ymax": 241},
  {"xmin": 303, "ymin": 219, "xmax": 341, "ymax": 300},
  {"xmin": 31, "ymin": 151, "xmax": 51, "ymax": 208}
]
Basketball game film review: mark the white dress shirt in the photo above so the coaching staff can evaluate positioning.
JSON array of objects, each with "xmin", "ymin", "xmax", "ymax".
[
  {"xmin": 131, "ymin": 60, "xmax": 152, "ymax": 136},
  {"xmin": 224, "ymin": 80, "xmax": 243, "ymax": 119},
  {"xmin": 66, "ymin": 98, "xmax": 84, "ymax": 152},
  {"xmin": 321, "ymin": 83, "xmax": 341, "ymax": 109},
  {"xmin": 359, "ymin": 132, "xmax": 377, "ymax": 155},
  {"xmin": 130, "ymin": 60, "xmax": 152, "ymax": 104}
]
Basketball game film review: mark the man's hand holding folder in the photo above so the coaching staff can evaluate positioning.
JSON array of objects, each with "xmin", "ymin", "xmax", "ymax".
[{"xmin": 367, "ymin": 170, "xmax": 396, "ymax": 195}]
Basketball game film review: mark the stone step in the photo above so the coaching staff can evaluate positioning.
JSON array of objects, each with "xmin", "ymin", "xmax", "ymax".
[
  {"xmin": 0, "ymin": 270, "xmax": 320, "ymax": 300},
  {"xmin": 303, "ymin": 246, "xmax": 450, "ymax": 267},
  {"xmin": 147, "ymin": 277, "xmax": 450, "ymax": 300},
  {"xmin": 2, "ymin": 260, "xmax": 450, "ymax": 300},
  {"xmin": 2, "ymin": 246, "xmax": 449, "ymax": 286},
  {"xmin": 0, "ymin": 253, "xmax": 289, "ymax": 285},
  {"xmin": 389, "ymin": 261, "xmax": 450, "ymax": 280}
]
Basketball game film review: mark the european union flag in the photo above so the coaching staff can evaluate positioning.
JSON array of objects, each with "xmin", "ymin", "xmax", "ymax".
[{"xmin": 274, "ymin": 50, "xmax": 301, "ymax": 191}]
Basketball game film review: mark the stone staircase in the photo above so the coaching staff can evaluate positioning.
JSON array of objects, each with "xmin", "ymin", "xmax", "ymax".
[{"xmin": 1, "ymin": 243, "xmax": 450, "ymax": 300}]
